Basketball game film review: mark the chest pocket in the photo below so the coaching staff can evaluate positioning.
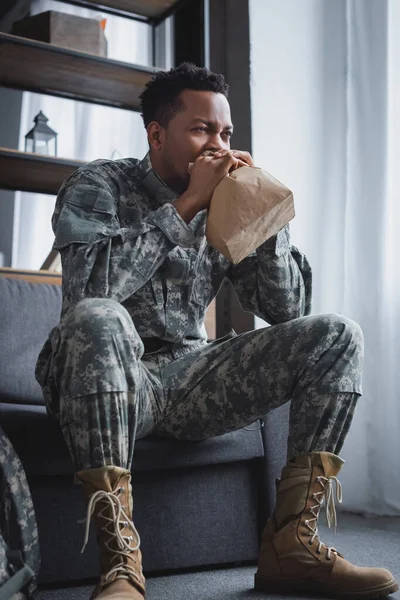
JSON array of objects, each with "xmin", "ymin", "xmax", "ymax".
[
  {"xmin": 166, "ymin": 247, "xmax": 191, "ymax": 283},
  {"xmin": 150, "ymin": 247, "xmax": 191, "ymax": 308}
]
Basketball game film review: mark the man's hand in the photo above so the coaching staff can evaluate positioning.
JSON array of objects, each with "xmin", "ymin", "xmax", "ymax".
[
  {"xmin": 184, "ymin": 151, "xmax": 240, "ymax": 211},
  {"xmin": 174, "ymin": 149, "xmax": 255, "ymax": 224},
  {"xmin": 213, "ymin": 149, "xmax": 255, "ymax": 169}
]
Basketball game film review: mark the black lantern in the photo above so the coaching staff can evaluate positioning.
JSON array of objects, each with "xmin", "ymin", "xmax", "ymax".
[{"xmin": 25, "ymin": 111, "xmax": 58, "ymax": 156}]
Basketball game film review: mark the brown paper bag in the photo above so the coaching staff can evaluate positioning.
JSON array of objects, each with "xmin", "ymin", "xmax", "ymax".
[{"xmin": 206, "ymin": 166, "xmax": 295, "ymax": 264}]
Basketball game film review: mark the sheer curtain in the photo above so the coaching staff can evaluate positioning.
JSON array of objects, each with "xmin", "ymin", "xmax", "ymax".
[
  {"xmin": 250, "ymin": 0, "xmax": 400, "ymax": 515},
  {"xmin": 12, "ymin": 0, "xmax": 153, "ymax": 269},
  {"xmin": 334, "ymin": 0, "xmax": 400, "ymax": 516}
]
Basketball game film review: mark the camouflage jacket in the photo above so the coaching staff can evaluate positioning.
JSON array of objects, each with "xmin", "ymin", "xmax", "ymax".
[{"xmin": 52, "ymin": 153, "xmax": 312, "ymax": 347}]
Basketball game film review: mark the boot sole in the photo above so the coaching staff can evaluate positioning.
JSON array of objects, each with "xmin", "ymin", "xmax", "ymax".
[{"xmin": 254, "ymin": 573, "xmax": 399, "ymax": 599}]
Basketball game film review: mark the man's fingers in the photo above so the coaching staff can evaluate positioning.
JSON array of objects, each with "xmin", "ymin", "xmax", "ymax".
[
  {"xmin": 230, "ymin": 150, "xmax": 255, "ymax": 167},
  {"xmin": 228, "ymin": 157, "xmax": 248, "ymax": 171},
  {"xmin": 202, "ymin": 149, "xmax": 232, "ymax": 159},
  {"xmin": 203, "ymin": 149, "xmax": 254, "ymax": 169}
]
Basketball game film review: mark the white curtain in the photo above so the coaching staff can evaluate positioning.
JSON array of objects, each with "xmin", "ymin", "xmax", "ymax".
[
  {"xmin": 13, "ymin": 0, "xmax": 153, "ymax": 269},
  {"xmin": 250, "ymin": 0, "xmax": 400, "ymax": 515}
]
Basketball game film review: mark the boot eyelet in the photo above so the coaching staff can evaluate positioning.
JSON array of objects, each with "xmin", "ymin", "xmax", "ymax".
[
  {"xmin": 326, "ymin": 557, "xmax": 331, "ymax": 561},
  {"xmin": 308, "ymin": 541, "xmax": 313, "ymax": 546}
]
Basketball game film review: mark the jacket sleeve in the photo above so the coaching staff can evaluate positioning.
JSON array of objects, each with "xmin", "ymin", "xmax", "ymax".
[
  {"xmin": 53, "ymin": 165, "xmax": 197, "ymax": 304},
  {"xmin": 226, "ymin": 225, "xmax": 312, "ymax": 324}
]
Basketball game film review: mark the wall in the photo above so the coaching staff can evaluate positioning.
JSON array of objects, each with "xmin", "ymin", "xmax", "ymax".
[
  {"xmin": 249, "ymin": 0, "xmax": 347, "ymax": 326},
  {"xmin": 249, "ymin": 0, "xmax": 400, "ymax": 515}
]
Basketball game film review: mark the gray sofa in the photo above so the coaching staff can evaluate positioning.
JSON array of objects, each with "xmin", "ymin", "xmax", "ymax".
[{"xmin": 0, "ymin": 272, "xmax": 289, "ymax": 586}]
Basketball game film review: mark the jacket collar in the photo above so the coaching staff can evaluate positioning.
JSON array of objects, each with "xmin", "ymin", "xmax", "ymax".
[{"xmin": 138, "ymin": 152, "xmax": 179, "ymax": 206}]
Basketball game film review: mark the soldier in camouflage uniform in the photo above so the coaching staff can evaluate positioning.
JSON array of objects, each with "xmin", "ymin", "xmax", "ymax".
[{"xmin": 36, "ymin": 63, "xmax": 398, "ymax": 599}]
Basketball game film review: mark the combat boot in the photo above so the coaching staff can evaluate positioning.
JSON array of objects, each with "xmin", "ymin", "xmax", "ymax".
[
  {"xmin": 255, "ymin": 452, "xmax": 398, "ymax": 598},
  {"xmin": 76, "ymin": 466, "xmax": 145, "ymax": 599}
]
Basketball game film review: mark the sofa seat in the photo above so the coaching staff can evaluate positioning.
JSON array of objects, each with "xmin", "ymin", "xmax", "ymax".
[
  {"xmin": 0, "ymin": 271, "xmax": 289, "ymax": 585},
  {"xmin": 0, "ymin": 399, "xmax": 268, "ymax": 584},
  {"xmin": 0, "ymin": 402, "xmax": 264, "ymax": 477}
]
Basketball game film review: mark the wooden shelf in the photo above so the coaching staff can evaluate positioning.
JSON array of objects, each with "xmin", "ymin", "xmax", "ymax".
[
  {"xmin": 0, "ymin": 33, "xmax": 156, "ymax": 111},
  {"xmin": 58, "ymin": 0, "xmax": 178, "ymax": 20},
  {"xmin": 0, "ymin": 148, "xmax": 84, "ymax": 195}
]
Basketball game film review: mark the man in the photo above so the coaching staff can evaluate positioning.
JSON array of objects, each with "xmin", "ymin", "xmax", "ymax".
[{"xmin": 36, "ymin": 63, "xmax": 398, "ymax": 600}]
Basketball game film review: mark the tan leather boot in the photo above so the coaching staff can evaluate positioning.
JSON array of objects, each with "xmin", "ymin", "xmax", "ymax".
[
  {"xmin": 255, "ymin": 452, "xmax": 398, "ymax": 598},
  {"xmin": 76, "ymin": 466, "xmax": 145, "ymax": 599}
]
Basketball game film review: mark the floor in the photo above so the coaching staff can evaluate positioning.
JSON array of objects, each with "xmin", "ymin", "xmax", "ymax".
[{"xmin": 37, "ymin": 513, "xmax": 400, "ymax": 600}]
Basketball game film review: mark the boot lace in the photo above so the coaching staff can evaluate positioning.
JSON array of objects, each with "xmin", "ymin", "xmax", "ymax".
[
  {"xmin": 304, "ymin": 475, "xmax": 343, "ymax": 560},
  {"xmin": 81, "ymin": 485, "xmax": 142, "ymax": 584}
]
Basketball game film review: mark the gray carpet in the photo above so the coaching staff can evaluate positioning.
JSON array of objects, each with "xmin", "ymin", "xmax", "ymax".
[{"xmin": 37, "ymin": 513, "xmax": 400, "ymax": 600}]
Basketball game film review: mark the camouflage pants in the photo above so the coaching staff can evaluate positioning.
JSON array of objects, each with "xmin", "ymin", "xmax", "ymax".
[{"xmin": 36, "ymin": 299, "xmax": 363, "ymax": 471}]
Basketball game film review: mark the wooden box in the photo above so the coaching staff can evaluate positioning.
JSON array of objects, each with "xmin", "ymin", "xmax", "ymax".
[{"xmin": 11, "ymin": 11, "xmax": 107, "ymax": 57}]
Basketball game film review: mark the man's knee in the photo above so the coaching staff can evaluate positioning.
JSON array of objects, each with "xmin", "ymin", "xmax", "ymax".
[
  {"xmin": 318, "ymin": 313, "xmax": 364, "ymax": 355},
  {"xmin": 71, "ymin": 297, "xmax": 130, "ymax": 324},
  {"xmin": 59, "ymin": 298, "xmax": 143, "ymax": 358},
  {"xmin": 65, "ymin": 298, "xmax": 133, "ymax": 336},
  {"xmin": 325, "ymin": 313, "xmax": 363, "ymax": 343}
]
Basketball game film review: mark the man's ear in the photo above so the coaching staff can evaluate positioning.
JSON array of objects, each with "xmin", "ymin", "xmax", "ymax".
[{"xmin": 147, "ymin": 121, "xmax": 165, "ymax": 151}]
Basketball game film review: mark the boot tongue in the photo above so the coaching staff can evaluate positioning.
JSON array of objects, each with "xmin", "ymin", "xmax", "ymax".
[
  {"xmin": 76, "ymin": 466, "xmax": 131, "ymax": 494},
  {"xmin": 273, "ymin": 453, "xmax": 344, "ymax": 530},
  {"xmin": 314, "ymin": 452, "xmax": 345, "ymax": 477}
]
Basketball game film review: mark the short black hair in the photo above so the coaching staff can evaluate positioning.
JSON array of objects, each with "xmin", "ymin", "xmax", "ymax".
[{"xmin": 139, "ymin": 62, "xmax": 229, "ymax": 129}]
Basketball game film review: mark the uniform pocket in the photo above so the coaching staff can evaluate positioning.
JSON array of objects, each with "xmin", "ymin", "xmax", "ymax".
[
  {"xmin": 166, "ymin": 248, "xmax": 191, "ymax": 283},
  {"xmin": 190, "ymin": 276, "xmax": 213, "ymax": 308},
  {"xmin": 54, "ymin": 198, "xmax": 118, "ymax": 249}
]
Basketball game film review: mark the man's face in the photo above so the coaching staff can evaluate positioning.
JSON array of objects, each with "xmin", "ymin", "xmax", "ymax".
[{"xmin": 153, "ymin": 89, "xmax": 234, "ymax": 192}]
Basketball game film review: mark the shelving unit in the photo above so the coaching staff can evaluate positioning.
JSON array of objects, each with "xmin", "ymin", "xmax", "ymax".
[
  {"xmin": 0, "ymin": 1, "xmax": 194, "ymax": 197},
  {"xmin": 0, "ymin": 33, "xmax": 156, "ymax": 111},
  {"xmin": 57, "ymin": 0, "xmax": 180, "ymax": 21},
  {"xmin": 0, "ymin": 0, "xmax": 208, "ymax": 197},
  {"xmin": 0, "ymin": 148, "xmax": 83, "ymax": 195},
  {"xmin": 0, "ymin": 0, "xmax": 217, "ymax": 337}
]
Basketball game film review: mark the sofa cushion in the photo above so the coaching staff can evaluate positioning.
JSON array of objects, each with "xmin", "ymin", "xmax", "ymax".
[
  {"xmin": 0, "ymin": 277, "xmax": 62, "ymax": 405},
  {"xmin": 0, "ymin": 403, "xmax": 264, "ymax": 477}
]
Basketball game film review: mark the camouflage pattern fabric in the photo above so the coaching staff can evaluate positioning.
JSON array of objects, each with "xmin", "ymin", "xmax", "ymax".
[
  {"xmin": 35, "ymin": 153, "xmax": 363, "ymax": 472},
  {"xmin": 0, "ymin": 426, "xmax": 40, "ymax": 599},
  {"xmin": 49, "ymin": 153, "xmax": 311, "ymax": 336},
  {"xmin": 37, "ymin": 300, "xmax": 362, "ymax": 471}
]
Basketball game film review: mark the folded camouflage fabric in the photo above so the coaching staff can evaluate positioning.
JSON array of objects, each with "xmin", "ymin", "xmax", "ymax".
[{"xmin": 0, "ymin": 425, "xmax": 40, "ymax": 600}]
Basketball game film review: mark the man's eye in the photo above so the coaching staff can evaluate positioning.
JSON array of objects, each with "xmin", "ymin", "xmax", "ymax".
[
  {"xmin": 223, "ymin": 131, "xmax": 233, "ymax": 138},
  {"xmin": 194, "ymin": 127, "xmax": 207, "ymax": 132}
]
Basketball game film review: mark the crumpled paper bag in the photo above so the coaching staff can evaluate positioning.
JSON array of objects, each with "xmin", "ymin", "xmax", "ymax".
[{"xmin": 206, "ymin": 166, "xmax": 295, "ymax": 264}]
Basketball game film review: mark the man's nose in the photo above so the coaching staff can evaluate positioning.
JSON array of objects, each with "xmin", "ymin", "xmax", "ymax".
[{"xmin": 204, "ymin": 138, "xmax": 228, "ymax": 153}]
